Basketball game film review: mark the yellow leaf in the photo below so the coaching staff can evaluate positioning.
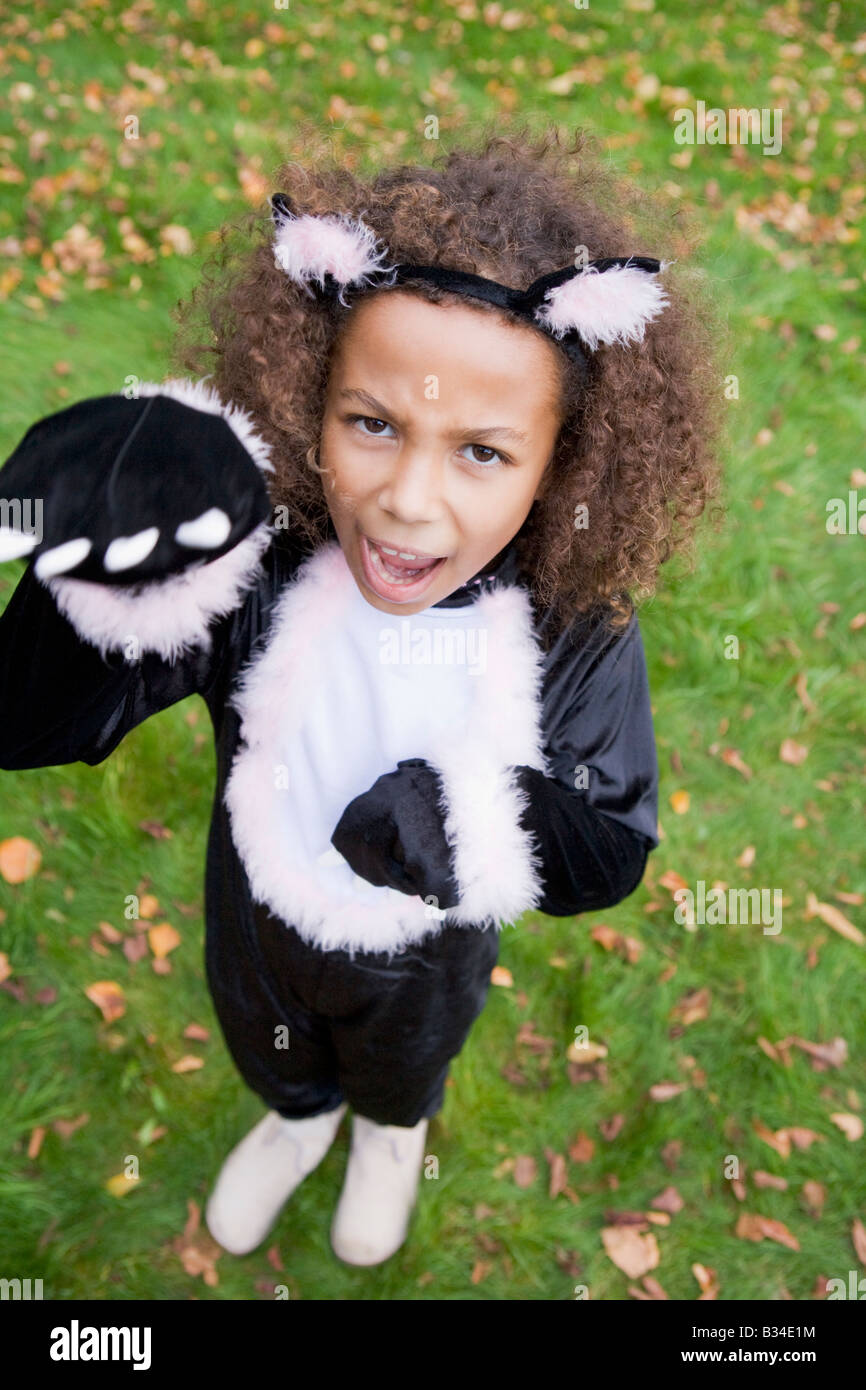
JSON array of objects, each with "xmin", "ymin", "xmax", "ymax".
[
  {"xmin": 490, "ymin": 966, "xmax": 513, "ymax": 987},
  {"xmin": 0, "ymin": 952, "xmax": 11, "ymax": 983},
  {"xmin": 105, "ymin": 1172, "xmax": 142, "ymax": 1197},
  {"xmin": 669, "ymin": 790, "xmax": 690, "ymax": 815}
]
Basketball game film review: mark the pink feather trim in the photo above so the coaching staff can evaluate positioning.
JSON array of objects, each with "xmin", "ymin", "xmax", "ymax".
[
  {"xmin": 273, "ymin": 213, "xmax": 394, "ymax": 292},
  {"xmin": 535, "ymin": 262, "xmax": 671, "ymax": 351}
]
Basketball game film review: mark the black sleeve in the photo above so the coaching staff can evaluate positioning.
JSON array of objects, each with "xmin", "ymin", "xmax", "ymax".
[
  {"xmin": 515, "ymin": 608, "xmax": 660, "ymax": 916},
  {"xmin": 0, "ymin": 557, "xmax": 251, "ymax": 771}
]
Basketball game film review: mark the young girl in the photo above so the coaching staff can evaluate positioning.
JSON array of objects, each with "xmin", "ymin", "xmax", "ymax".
[{"xmin": 0, "ymin": 130, "xmax": 722, "ymax": 1268}]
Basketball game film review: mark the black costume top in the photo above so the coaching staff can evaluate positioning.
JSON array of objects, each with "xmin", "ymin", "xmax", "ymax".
[{"xmin": 0, "ymin": 382, "xmax": 659, "ymax": 960}]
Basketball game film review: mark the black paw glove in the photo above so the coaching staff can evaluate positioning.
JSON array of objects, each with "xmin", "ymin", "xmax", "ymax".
[
  {"xmin": 0, "ymin": 384, "xmax": 272, "ymax": 585},
  {"xmin": 330, "ymin": 758, "xmax": 461, "ymax": 909}
]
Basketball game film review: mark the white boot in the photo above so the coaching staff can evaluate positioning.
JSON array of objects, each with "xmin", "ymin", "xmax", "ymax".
[
  {"xmin": 206, "ymin": 1102, "xmax": 348, "ymax": 1256},
  {"xmin": 330, "ymin": 1112, "xmax": 429, "ymax": 1266}
]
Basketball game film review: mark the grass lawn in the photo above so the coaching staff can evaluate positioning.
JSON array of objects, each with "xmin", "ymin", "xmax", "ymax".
[{"xmin": 0, "ymin": 0, "xmax": 864, "ymax": 1300}]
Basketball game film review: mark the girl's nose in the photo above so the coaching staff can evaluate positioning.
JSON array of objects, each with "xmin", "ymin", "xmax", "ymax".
[{"xmin": 377, "ymin": 449, "xmax": 444, "ymax": 524}]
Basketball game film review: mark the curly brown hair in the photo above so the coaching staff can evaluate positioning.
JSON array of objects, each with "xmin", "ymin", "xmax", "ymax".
[{"xmin": 170, "ymin": 123, "xmax": 727, "ymax": 646}]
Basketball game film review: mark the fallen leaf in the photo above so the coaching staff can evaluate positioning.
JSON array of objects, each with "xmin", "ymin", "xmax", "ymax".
[
  {"xmin": 670, "ymin": 987, "xmax": 711, "ymax": 1027},
  {"xmin": 470, "ymin": 1259, "xmax": 493, "ymax": 1284},
  {"xmin": 753, "ymin": 1171, "xmax": 788, "ymax": 1190},
  {"xmin": 513, "ymin": 1155, "xmax": 537, "ymax": 1188},
  {"xmin": 490, "ymin": 965, "xmax": 513, "ymax": 987},
  {"xmin": 105, "ymin": 1172, "xmax": 142, "ymax": 1197},
  {"xmin": 804, "ymin": 894, "xmax": 864, "ymax": 946},
  {"xmin": 84, "ymin": 981, "xmax": 126, "ymax": 1023},
  {"xmin": 629, "ymin": 1275, "xmax": 669, "ymax": 1300},
  {"xmin": 183, "ymin": 1023, "xmax": 210, "ymax": 1042},
  {"xmin": 801, "ymin": 1180, "xmax": 826, "ymax": 1216},
  {"xmin": 52, "ymin": 1113, "xmax": 90, "ymax": 1140},
  {"xmin": 98, "ymin": 920, "xmax": 123, "ymax": 943},
  {"xmin": 735, "ymin": 1212, "xmax": 800, "ymax": 1250},
  {"xmin": 753, "ymin": 1119, "xmax": 791, "ymax": 1158},
  {"xmin": 28, "ymin": 1126, "xmax": 46, "ymax": 1159},
  {"xmin": 720, "ymin": 747, "xmax": 753, "ymax": 779},
  {"xmin": 649, "ymin": 1081, "xmax": 688, "ymax": 1101},
  {"xmin": 0, "ymin": 953, "xmax": 11, "ymax": 983},
  {"xmin": 0, "ymin": 836, "xmax": 42, "ymax": 883},
  {"xmin": 600, "ymin": 1114, "xmax": 626, "ymax": 1141},
  {"xmin": 692, "ymin": 1263, "xmax": 719, "ymax": 1298},
  {"xmin": 138, "ymin": 820, "xmax": 173, "ymax": 840},
  {"xmin": 123, "ymin": 935, "xmax": 148, "ymax": 964},
  {"xmin": 650, "ymin": 1186, "xmax": 684, "ymax": 1214},
  {"xmin": 852, "ymin": 1218, "xmax": 866, "ymax": 1266},
  {"xmin": 602, "ymin": 1226, "xmax": 660, "ymax": 1278},
  {"xmin": 830, "ymin": 1112, "xmax": 863, "ymax": 1141},
  {"xmin": 780, "ymin": 739, "xmax": 809, "ymax": 765},
  {"xmin": 138, "ymin": 894, "xmax": 160, "ymax": 919},
  {"xmin": 568, "ymin": 1131, "xmax": 595, "ymax": 1163},
  {"xmin": 148, "ymin": 923, "xmax": 181, "ymax": 958},
  {"xmin": 544, "ymin": 1148, "xmax": 568, "ymax": 1198},
  {"xmin": 171, "ymin": 1055, "xmax": 204, "ymax": 1074},
  {"xmin": 787, "ymin": 1127, "xmax": 824, "ymax": 1150},
  {"xmin": 669, "ymin": 790, "xmax": 690, "ymax": 814}
]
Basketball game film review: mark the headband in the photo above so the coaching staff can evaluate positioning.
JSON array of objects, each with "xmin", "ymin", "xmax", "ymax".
[{"xmin": 269, "ymin": 191, "xmax": 672, "ymax": 378}]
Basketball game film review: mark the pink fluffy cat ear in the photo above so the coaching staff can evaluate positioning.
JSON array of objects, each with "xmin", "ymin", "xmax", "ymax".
[
  {"xmin": 533, "ymin": 257, "xmax": 674, "ymax": 351},
  {"xmin": 270, "ymin": 192, "xmax": 395, "ymax": 302}
]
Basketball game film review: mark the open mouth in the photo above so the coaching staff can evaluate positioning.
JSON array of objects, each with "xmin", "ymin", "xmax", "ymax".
[{"xmin": 360, "ymin": 534, "xmax": 448, "ymax": 599}]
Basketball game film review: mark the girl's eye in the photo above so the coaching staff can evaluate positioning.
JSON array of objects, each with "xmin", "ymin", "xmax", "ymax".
[
  {"xmin": 459, "ymin": 443, "xmax": 505, "ymax": 468},
  {"xmin": 353, "ymin": 415, "xmax": 394, "ymax": 437}
]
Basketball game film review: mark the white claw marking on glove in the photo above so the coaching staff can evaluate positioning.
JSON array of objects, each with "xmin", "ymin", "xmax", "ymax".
[
  {"xmin": 34, "ymin": 537, "xmax": 93, "ymax": 579},
  {"xmin": 103, "ymin": 527, "xmax": 160, "ymax": 572},
  {"xmin": 0, "ymin": 527, "xmax": 39, "ymax": 562},
  {"xmin": 175, "ymin": 507, "xmax": 232, "ymax": 549}
]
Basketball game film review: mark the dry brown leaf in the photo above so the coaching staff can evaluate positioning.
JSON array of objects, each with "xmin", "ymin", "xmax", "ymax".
[
  {"xmin": 183, "ymin": 1023, "xmax": 210, "ymax": 1042},
  {"xmin": 830, "ymin": 1112, "xmax": 863, "ymax": 1141},
  {"xmin": 138, "ymin": 894, "xmax": 160, "ymax": 919},
  {"xmin": 670, "ymin": 987, "xmax": 711, "ymax": 1026},
  {"xmin": 753, "ymin": 1119, "xmax": 791, "ymax": 1158},
  {"xmin": 470, "ymin": 1259, "xmax": 493, "ymax": 1284},
  {"xmin": 658, "ymin": 869, "xmax": 689, "ymax": 895},
  {"xmin": 692, "ymin": 1263, "xmax": 720, "ymax": 1299},
  {"xmin": 513, "ymin": 1154, "xmax": 537, "ymax": 1188},
  {"xmin": 629, "ymin": 1275, "xmax": 669, "ymax": 1300},
  {"xmin": 720, "ymin": 747, "xmax": 753, "ymax": 779},
  {"xmin": 568, "ymin": 1131, "xmax": 595, "ymax": 1163},
  {"xmin": 753, "ymin": 1171, "xmax": 788, "ymax": 1190},
  {"xmin": 600, "ymin": 1114, "xmax": 626, "ymax": 1141},
  {"xmin": 0, "ymin": 952, "xmax": 11, "ymax": 984},
  {"xmin": 650, "ymin": 1186, "xmax": 684, "ymax": 1214},
  {"xmin": 736, "ymin": 844, "xmax": 756, "ymax": 868},
  {"xmin": 801, "ymin": 1180, "xmax": 826, "ymax": 1216},
  {"xmin": 123, "ymin": 935, "xmax": 148, "ymax": 964},
  {"xmin": 52, "ymin": 1113, "xmax": 89, "ymax": 1140},
  {"xmin": 84, "ymin": 980, "xmax": 126, "ymax": 1023},
  {"xmin": 649, "ymin": 1081, "xmax": 688, "ymax": 1101},
  {"xmin": 566, "ymin": 1038, "xmax": 609, "ymax": 1063},
  {"xmin": 27, "ymin": 1126, "xmax": 46, "ymax": 1159},
  {"xmin": 787, "ymin": 1127, "xmax": 824, "ymax": 1151},
  {"xmin": 98, "ymin": 920, "xmax": 123, "ymax": 943},
  {"xmin": 780, "ymin": 739, "xmax": 809, "ymax": 765},
  {"xmin": 788, "ymin": 1035, "xmax": 848, "ymax": 1068},
  {"xmin": 148, "ymin": 923, "xmax": 181, "ymax": 958},
  {"xmin": 544, "ymin": 1148, "xmax": 568, "ymax": 1198},
  {"xmin": 852, "ymin": 1218, "xmax": 866, "ymax": 1266},
  {"xmin": 490, "ymin": 965, "xmax": 513, "ymax": 987},
  {"xmin": 139, "ymin": 820, "xmax": 173, "ymax": 840},
  {"xmin": 171, "ymin": 1055, "xmax": 204, "ymax": 1074},
  {"xmin": 735, "ymin": 1212, "xmax": 800, "ymax": 1250},
  {"xmin": 601, "ymin": 1226, "xmax": 660, "ymax": 1278},
  {"xmin": 804, "ymin": 894, "xmax": 864, "ymax": 946}
]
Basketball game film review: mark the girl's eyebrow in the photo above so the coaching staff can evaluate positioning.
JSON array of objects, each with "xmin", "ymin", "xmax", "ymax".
[{"xmin": 338, "ymin": 387, "xmax": 529, "ymax": 446}]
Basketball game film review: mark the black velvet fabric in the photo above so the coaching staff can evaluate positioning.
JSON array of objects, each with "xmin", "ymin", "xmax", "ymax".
[
  {"xmin": 331, "ymin": 758, "xmax": 461, "ymax": 908},
  {"xmin": 0, "ymin": 393, "xmax": 272, "ymax": 584}
]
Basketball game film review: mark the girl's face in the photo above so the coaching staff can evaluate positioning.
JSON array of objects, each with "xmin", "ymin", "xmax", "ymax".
[{"xmin": 319, "ymin": 290, "xmax": 564, "ymax": 615}]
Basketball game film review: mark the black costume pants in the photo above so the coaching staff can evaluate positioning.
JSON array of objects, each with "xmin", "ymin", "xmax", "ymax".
[{"xmin": 205, "ymin": 902, "xmax": 501, "ymax": 1128}]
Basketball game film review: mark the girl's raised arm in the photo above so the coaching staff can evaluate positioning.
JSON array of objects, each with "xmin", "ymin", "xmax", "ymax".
[{"xmin": 0, "ymin": 380, "xmax": 273, "ymax": 771}]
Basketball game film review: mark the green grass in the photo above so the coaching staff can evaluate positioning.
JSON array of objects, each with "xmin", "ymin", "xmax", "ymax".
[{"xmin": 0, "ymin": 0, "xmax": 864, "ymax": 1300}]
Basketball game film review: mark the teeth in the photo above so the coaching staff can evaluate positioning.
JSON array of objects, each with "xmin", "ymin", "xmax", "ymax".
[
  {"xmin": 368, "ymin": 538, "xmax": 438, "ymax": 585},
  {"xmin": 379, "ymin": 544, "xmax": 427, "ymax": 561}
]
